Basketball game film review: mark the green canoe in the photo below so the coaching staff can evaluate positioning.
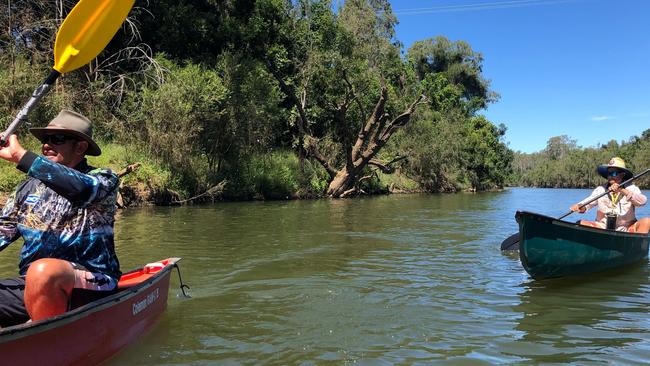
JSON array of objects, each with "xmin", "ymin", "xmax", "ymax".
[{"xmin": 516, "ymin": 211, "xmax": 650, "ymax": 280}]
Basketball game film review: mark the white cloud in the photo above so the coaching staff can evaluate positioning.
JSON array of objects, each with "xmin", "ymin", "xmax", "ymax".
[{"xmin": 591, "ymin": 115, "xmax": 615, "ymax": 121}]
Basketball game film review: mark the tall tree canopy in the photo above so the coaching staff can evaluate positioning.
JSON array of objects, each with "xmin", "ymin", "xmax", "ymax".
[{"xmin": 1, "ymin": 0, "xmax": 518, "ymax": 199}]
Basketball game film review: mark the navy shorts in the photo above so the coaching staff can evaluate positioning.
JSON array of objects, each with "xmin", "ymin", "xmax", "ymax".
[
  {"xmin": 0, "ymin": 263, "xmax": 118, "ymax": 328},
  {"xmin": 0, "ymin": 277, "xmax": 29, "ymax": 327}
]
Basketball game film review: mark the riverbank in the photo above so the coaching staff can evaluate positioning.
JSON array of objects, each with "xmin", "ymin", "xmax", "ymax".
[
  {"xmin": 0, "ymin": 152, "xmax": 424, "ymax": 208},
  {"xmin": 0, "ymin": 137, "xmax": 423, "ymax": 207},
  {"xmin": 0, "ymin": 138, "xmax": 508, "ymax": 207}
]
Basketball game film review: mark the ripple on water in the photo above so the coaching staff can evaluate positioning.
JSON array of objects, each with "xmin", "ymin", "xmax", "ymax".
[{"xmin": 105, "ymin": 190, "xmax": 650, "ymax": 365}]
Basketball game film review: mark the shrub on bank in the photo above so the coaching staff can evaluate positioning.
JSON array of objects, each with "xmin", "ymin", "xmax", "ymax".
[
  {"xmin": 220, "ymin": 150, "xmax": 330, "ymax": 200},
  {"xmin": 0, "ymin": 140, "xmax": 413, "ymax": 205}
]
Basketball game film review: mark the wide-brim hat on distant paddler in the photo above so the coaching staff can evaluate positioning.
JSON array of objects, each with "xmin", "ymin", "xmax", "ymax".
[
  {"xmin": 29, "ymin": 109, "xmax": 101, "ymax": 156},
  {"xmin": 597, "ymin": 157, "xmax": 633, "ymax": 180}
]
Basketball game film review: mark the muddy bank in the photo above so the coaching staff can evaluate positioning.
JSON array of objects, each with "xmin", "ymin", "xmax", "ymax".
[
  {"xmin": 0, "ymin": 183, "xmax": 183, "ymax": 208},
  {"xmin": 0, "ymin": 183, "xmax": 492, "ymax": 208}
]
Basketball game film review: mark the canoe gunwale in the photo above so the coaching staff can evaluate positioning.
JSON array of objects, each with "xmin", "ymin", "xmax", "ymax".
[
  {"xmin": 0, "ymin": 257, "xmax": 180, "ymax": 342},
  {"xmin": 517, "ymin": 210, "xmax": 650, "ymax": 239}
]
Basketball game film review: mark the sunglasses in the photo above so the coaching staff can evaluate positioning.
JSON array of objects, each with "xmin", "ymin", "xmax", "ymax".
[
  {"xmin": 40, "ymin": 134, "xmax": 76, "ymax": 145},
  {"xmin": 607, "ymin": 169, "xmax": 622, "ymax": 177}
]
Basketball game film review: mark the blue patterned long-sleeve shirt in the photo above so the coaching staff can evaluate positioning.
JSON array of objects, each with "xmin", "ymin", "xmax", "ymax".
[{"xmin": 0, "ymin": 151, "xmax": 121, "ymax": 279}]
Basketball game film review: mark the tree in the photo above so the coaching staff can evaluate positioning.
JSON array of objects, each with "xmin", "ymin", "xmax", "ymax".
[
  {"xmin": 407, "ymin": 36, "xmax": 498, "ymax": 113},
  {"xmin": 461, "ymin": 117, "xmax": 513, "ymax": 190},
  {"xmin": 387, "ymin": 36, "xmax": 507, "ymax": 192},
  {"xmin": 255, "ymin": 0, "xmax": 428, "ymax": 197},
  {"xmin": 544, "ymin": 135, "xmax": 577, "ymax": 160}
]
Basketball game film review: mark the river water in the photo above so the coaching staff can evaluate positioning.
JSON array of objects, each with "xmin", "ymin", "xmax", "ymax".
[{"xmin": 2, "ymin": 187, "xmax": 649, "ymax": 365}]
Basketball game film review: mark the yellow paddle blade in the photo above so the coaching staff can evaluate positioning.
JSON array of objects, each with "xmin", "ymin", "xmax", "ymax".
[{"xmin": 53, "ymin": 0, "xmax": 136, "ymax": 73}]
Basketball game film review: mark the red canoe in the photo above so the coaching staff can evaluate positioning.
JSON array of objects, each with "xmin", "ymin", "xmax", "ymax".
[{"xmin": 0, "ymin": 257, "xmax": 185, "ymax": 366}]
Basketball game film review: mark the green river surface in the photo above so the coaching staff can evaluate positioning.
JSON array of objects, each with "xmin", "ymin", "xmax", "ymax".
[{"xmin": 2, "ymin": 187, "xmax": 650, "ymax": 365}]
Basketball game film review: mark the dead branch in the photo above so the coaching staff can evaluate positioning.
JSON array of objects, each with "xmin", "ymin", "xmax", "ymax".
[
  {"xmin": 352, "ymin": 84, "xmax": 388, "ymax": 161},
  {"xmin": 116, "ymin": 163, "xmax": 141, "ymax": 209},
  {"xmin": 173, "ymin": 180, "xmax": 228, "ymax": 204},
  {"xmin": 381, "ymin": 94, "xmax": 428, "ymax": 141},
  {"xmin": 333, "ymin": 101, "xmax": 355, "ymax": 172},
  {"xmin": 117, "ymin": 163, "xmax": 141, "ymax": 178},
  {"xmin": 340, "ymin": 187, "xmax": 358, "ymax": 198},
  {"xmin": 358, "ymin": 173, "xmax": 375, "ymax": 183},
  {"xmin": 368, "ymin": 156, "xmax": 407, "ymax": 174},
  {"xmin": 306, "ymin": 141, "xmax": 337, "ymax": 179}
]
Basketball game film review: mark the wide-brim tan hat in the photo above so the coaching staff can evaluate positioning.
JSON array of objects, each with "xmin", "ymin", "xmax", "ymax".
[
  {"xmin": 597, "ymin": 157, "xmax": 633, "ymax": 180},
  {"xmin": 29, "ymin": 109, "xmax": 101, "ymax": 156}
]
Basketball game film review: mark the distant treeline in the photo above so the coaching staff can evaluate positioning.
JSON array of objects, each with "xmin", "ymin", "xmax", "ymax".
[
  {"xmin": 1, "ymin": 0, "xmax": 513, "ymax": 200},
  {"xmin": 508, "ymin": 132, "xmax": 650, "ymax": 189}
]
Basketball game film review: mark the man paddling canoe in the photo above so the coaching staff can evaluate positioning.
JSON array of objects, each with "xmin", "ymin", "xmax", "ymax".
[
  {"xmin": 570, "ymin": 157, "xmax": 650, "ymax": 233},
  {"xmin": 0, "ymin": 110, "xmax": 121, "ymax": 327}
]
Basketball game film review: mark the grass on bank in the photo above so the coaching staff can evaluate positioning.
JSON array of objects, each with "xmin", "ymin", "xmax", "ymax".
[{"xmin": 377, "ymin": 171, "xmax": 420, "ymax": 193}]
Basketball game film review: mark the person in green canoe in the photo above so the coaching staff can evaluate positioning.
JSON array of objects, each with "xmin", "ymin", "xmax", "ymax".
[
  {"xmin": 570, "ymin": 157, "xmax": 650, "ymax": 233},
  {"xmin": 0, "ymin": 110, "xmax": 121, "ymax": 327}
]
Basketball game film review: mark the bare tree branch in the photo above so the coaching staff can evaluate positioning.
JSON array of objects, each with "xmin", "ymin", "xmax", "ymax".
[
  {"xmin": 173, "ymin": 180, "xmax": 228, "ymax": 204},
  {"xmin": 380, "ymin": 94, "xmax": 427, "ymax": 142},
  {"xmin": 339, "ymin": 187, "xmax": 358, "ymax": 198},
  {"xmin": 352, "ymin": 84, "xmax": 387, "ymax": 161},
  {"xmin": 117, "ymin": 162, "xmax": 141, "ymax": 178},
  {"xmin": 306, "ymin": 141, "xmax": 337, "ymax": 179},
  {"xmin": 368, "ymin": 155, "xmax": 407, "ymax": 174}
]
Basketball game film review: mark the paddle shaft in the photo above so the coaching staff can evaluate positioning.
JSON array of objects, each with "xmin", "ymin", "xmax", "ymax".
[
  {"xmin": 557, "ymin": 167, "xmax": 650, "ymax": 220},
  {"xmin": 0, "ymin": 70, "xmax": 61, "ymax": 145}
]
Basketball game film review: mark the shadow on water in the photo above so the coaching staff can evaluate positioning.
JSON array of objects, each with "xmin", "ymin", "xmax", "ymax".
[{"xmin": 502, "ymin": 262, "xmax": 650, "ymax": 364}]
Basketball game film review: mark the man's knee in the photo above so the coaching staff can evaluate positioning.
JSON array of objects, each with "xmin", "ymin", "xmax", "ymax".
[
  {"xmin": 24, "ymin": 259, "xmax": 76, "ymax": 321},
  {"xmin": 25, "ymin": 259, "xmax": 75, "ymax": 293},
  {"xmin": 637, "ymin": 218, "xmax": 650, "ymax": 233}
]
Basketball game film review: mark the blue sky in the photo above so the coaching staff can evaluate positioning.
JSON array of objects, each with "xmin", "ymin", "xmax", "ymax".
[{"xmin": 392, "ymin": 0, "xmax": 649, "ymax": 153}]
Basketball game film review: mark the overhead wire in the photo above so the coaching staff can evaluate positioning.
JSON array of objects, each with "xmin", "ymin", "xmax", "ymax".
[{"xmin": 388, "ymin": 0, "xmax": 583, "ymax": 15}]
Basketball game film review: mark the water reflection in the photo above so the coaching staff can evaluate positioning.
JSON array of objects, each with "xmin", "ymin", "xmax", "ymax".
[{"xmin": 509, "ymin": 263, "xmax": 650, "ymax": 364}]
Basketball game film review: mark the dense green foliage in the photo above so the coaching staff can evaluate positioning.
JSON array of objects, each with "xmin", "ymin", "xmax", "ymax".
[
  {"xmin": 1, "ymin": 0, "xmax": 516, "ymax": 201},
  {"xmin": 509, "ymin": 131, "xmax": 650, "ymax": 189}
]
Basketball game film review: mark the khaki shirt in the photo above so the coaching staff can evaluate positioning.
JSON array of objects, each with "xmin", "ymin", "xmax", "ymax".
[{"xmin": 579, "ymin": 184, "xmax": 647, "ymax": 230}]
